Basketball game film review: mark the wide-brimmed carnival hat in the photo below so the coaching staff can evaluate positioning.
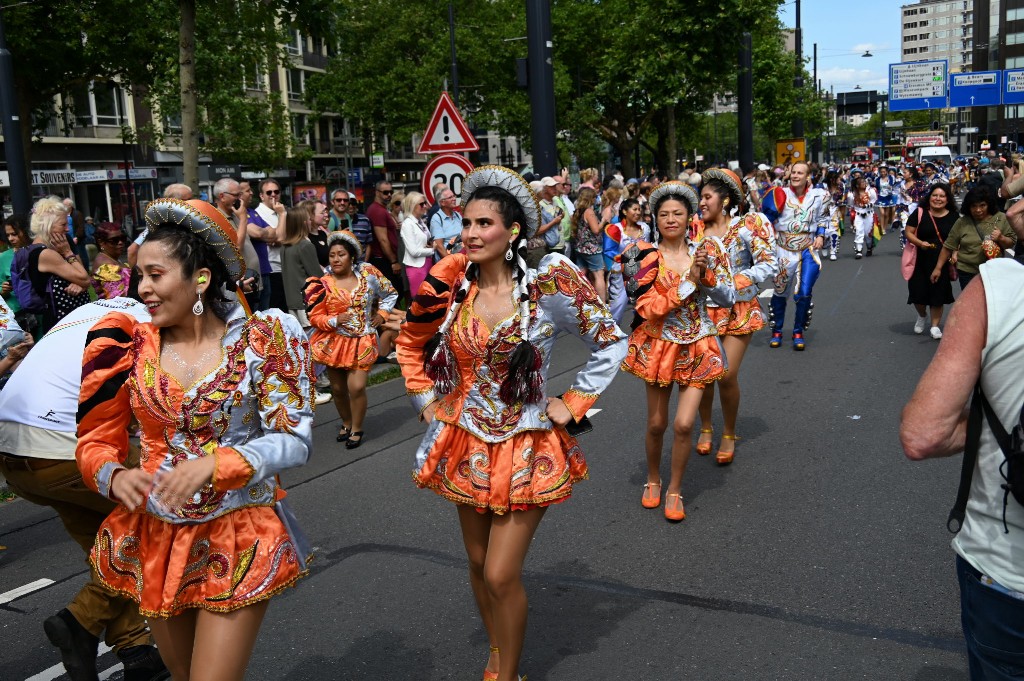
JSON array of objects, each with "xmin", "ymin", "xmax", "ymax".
[
  {"xmin": 327, "ymin": 229, "xmax": 363, "ymax": 260},
  {"xmin": 461, "ymin": 165, "xmax": 540, "ymax": 236},
  {"xmin": 647, "ymin": 180, "xmax": 699, "ymax": 218},
  {"xmin": 701, "ymin": 168, "xmax": 744, "ymax": 207},
  {"xmin": 144, "ymin": 198, "xmax": 244, "ymax": 281}
]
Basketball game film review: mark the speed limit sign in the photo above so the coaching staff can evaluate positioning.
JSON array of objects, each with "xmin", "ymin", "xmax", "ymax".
[{"xmin": 422, "ymin": 154, "xmax": 475, "ymax": 204}]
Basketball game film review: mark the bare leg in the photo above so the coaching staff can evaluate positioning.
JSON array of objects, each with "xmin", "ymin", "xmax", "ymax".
[
  {"xmin": 665, "ymin": 385, "xmax": 706, "ymax": 496},
  {"xmin": 644, "ymin": 383, "xmax": 672, "ymax": 486},
  {"xmin": 697, "ymin": 383, "xmax": 715, "ymax": 450},
  {"xmin": 592, "ymin": 270, "xmax": 608, "ymax": 303},
  {"xmin": 716, "ymin": 333, "xmax": 753, "ymax": 456},
  {"xmin": 913, "ymin": 303, "xmax": 926, "ymax": 318},
  {"xmin": 188, "ymin": 602, "xmax": 269, "ymax": 681},
  {"xmin": 929, "ymin": 305, "xmax": 943, "ymax": 328},
  {"xmin": 327, "ymin": 367, "xmax": 351, "ymax": 435},
  {"xmin": 347, "ymin": 369, "xmax": 369, "ymax": 433},
  {"xmin": 148, "ymin": 610, "xmax": 198, "ymax": 681},
  {"xmin": 484, "ymin": 507, "xmax": 547, "ymax": 681},
  {"xmin": 458, "ymin": 507, "xmax": 499, "ymax": 678},
  {"xmin": 377, "ymin": 328, "xmax": 397, "ymax": 358}
]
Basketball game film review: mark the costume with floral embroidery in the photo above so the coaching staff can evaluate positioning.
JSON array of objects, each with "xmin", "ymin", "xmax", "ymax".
[
  {"xmin": 303, "ymin": 263, "xmax": 398, "ymax": 371},
  {"xmin": 694, "ymin": 213, "xmax": 778, "ymax": 336},
  {"xmin": 76, "ymin": 306, "xmax": 314, "ymax": 618},
  {"xmin": 620, "ymin": 236, "xmax": 736, "ymax": 387},
  {"xmin": 396, "ymin": 253, "xmax": 627, "ymax": 514}
]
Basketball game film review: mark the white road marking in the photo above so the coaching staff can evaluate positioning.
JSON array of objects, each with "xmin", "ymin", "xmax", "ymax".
[
  {"xmin": 26, "ymin": 645, "xmax": 113, "ymax": 681},
  {"xmin": 758, "ymin": 289, "xmax": 773, "ymax": 299},
  {"xmin": 0, "ymin": 578, "xmax": 55, "ymax": 605},
  {"xmin": 585, "ymin": 409, "xmax": 601, "ymax": 418},
  {"xmin": 98, "ymin": 661, "xmax": 123, "ymax": 680}
]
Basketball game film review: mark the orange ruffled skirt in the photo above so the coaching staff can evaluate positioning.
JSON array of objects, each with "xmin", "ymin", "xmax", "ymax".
[
  {"xmin": 414, "ymin": 423, "xmax": 587, "ymax": 514},
  {"xmin": 621, "ymin": 332, "xmax": 727, "ymax": 387},
  {"xmin": 91, "ymin": 505, "xmax": 306, "ymax": 618},
  {"xmin": 309, "ymin": 330, "xmax": 377, "ymax": 371},
  {"xmin": 707, "ymin": 298, "xmax": 766, "ymax": 336}
]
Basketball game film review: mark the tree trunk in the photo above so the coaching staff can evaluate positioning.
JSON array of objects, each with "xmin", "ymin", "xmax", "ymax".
[
  {"xmin": 17, "ymin": 95, "xmax": 33, "ymax": 195},
  {"xmin": 180, "ymin": 0, "xmax": 198, "ymax": 193},
  {"xmin": 664, "ymin": 106, "xmax": 677, "ymax": 179},
  {"xmin": 615, "ymin": 136, "xmax": 635, "ymax": 180}
]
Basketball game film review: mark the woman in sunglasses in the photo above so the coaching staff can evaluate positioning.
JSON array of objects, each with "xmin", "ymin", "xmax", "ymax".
[{"xmin": 90, "ymin": 222, "xmax": 131, "ymax": 299}]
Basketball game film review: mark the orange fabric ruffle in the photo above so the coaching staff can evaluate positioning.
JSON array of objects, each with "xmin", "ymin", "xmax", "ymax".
[
  {"xmin": 309, "ymin": 331, "xmax": 378, "ymax": 370},
  {"xmin": 414, "ymin": 423, "xmax": 587, "ymax": 515},
  {"xmin": 620, "ymin": 332, "xmax": 727, "ymax": 387},
  {"xmin": 707, "ymin": 298, "xmax": 766, "ymax": 336},
  {"xmin": 91, "ymin": 505, "xmax": 306, "ymax": 618}
]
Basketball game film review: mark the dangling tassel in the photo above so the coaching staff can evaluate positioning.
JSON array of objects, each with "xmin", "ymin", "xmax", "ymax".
[
  {"xmin": 500, "ymin": 339, "xmax": 543, "ymax": 405},
  {"xmin": 424, "ymin": 332, "xmax": 457, "ymax": 395}
]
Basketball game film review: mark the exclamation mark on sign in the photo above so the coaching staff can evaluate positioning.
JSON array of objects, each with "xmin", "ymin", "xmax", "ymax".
[{"xmin": 443, "ymin": 116, "xmax": 450, "ymax": 142}]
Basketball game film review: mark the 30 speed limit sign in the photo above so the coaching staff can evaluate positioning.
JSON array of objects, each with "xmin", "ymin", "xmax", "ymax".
[{"xmin": 422, "ymin": 154, "xmax": 475, "ymax": 204}]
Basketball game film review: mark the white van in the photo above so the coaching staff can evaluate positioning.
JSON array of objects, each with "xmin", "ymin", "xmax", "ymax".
[{"xmin": 915, "ymin": 146, "xmax": 954, "ymax": 168}]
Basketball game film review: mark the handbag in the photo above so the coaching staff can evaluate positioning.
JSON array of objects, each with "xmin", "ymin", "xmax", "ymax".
[
  {"xmin": 901, "ymin": 208, "xmax": 922, "ymax": 281},
  {"xmin": 971, "ymin": 218, "xmax": 1003, "ymax": 261}
]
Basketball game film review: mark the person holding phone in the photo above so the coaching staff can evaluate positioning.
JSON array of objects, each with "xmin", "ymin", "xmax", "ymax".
[
  {"xmin": 429, "ymin": 188, "xmax": 462, "ymax": 261},
  {"xmin": 619, "ymin": 182, "xmax": 736, "ymax": 521}
]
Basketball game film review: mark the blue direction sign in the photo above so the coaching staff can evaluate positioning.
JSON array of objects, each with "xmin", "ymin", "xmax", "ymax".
[
  {"xmin": 889, "ymin": 60, "xmax": 948, "ymax": 111},
  {"xmin": 950, "ymin": 71, "xmax": 1001, "ymax": 107},
  {"xmin": 1005, "ymin": 69, "xmax": 1024, "ymax": 105}
]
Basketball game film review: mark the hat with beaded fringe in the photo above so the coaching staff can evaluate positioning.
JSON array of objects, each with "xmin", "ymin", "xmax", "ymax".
[
  {"xmin": 461, "ymin": 165, "xmax": 540, "ymax": 236},
  {"xmin": 701, "ymin": 168, "xmax": 744, "ymax": 207},
  {"xmin": 647, "ymin": 181, "xmax": 699, "ymax": 218},
  {"xmin": 327, "ymin": 229, "xmax": 363, "ymax": 261},
  {"xmin": 143, "ymin": 198, "xmax": 245, "ymax": 282}
]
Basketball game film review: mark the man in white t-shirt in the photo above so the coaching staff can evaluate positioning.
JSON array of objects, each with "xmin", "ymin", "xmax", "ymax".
[
  {"xmin": 255, "ymin": 179, "xmax": 288, "ymax": 311},
  {"xmin": 0, "ymin": 297, "xmax": 167, "ymax": 680}
]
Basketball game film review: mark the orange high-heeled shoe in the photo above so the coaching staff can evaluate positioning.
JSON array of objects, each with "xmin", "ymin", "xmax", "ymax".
[
  {"xmin": 664, "ymin": 493, "xmax": 686, "ymax": 521},
  {"xmin": 696, "ymin": 428, "xmax": 713, "ymax": 456},
  {"xmin": 716, "ymin": 434, "xmax": 739, "ymax": 465},
  {"xmin": 483, "ymin": 647, "xmax": 499, "ymax": 681}
]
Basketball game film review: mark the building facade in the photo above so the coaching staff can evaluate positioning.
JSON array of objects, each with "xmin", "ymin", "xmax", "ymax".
[{"xmin": 971, "ymin": 0, "xmax": 1024, "ymax": 148}]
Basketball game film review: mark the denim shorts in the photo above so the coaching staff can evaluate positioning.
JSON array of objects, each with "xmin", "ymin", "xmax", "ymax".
[
  {"xmin": 574, "ymin": 251, "xmax": 605, "ymax": 272},
  {"xmin": 956, "ymin": 555, "xmax": 1024, "ymax": 680}
]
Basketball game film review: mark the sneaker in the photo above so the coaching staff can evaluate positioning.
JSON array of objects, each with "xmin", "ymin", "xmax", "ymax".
[
  {"xmin": 386, "ymin": 351, "xmax": 397, "ymax": 361},
  {"xmin": 315, "ymin": 392, "xmax": 333, "ymax": 405},
  {"xmin": 769, "ymin": 331, "xmax": 783, "ymax": 348},
  {"xmin": 914, "ymin": 316, "xmax": 927, "ymax": 334},
  {"xmin": 829, "ymin": 253, "xmax": 837, "ymax": 261},
  {"xmin": 43, "ymin": 609, "xmax": 99, "ymax": 681},
  {"xmin": 117, "ymin": 645, "xmax": 170, "ymax": 681},
  {"xmin": 855, "ymin": 250, "xmax": 863, "ymax": 259},
  {"xmin": 930, "ymin": 326, "xmax": 943, "ymax": 339}
]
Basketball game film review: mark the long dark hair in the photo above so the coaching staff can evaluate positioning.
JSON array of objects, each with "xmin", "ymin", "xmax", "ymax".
[
  {"xmin": 961, "ymin": 186, "xmax": 996, "ymax": 218},
  {"xmin": 618, "ymin": 198, "xmax": 640, "ymax": 223},
  {"xmin": 423, "ymin": 184, "xmax": 542, "ymax": 405},
  {"xmin": 143, "ymin": 225, "xmax": 232, "ymax": 315}
]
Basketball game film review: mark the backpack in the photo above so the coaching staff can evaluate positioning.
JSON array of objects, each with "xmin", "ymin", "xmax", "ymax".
[
  {"xmin": 11, "ymin": 244, "xmax": 51, "ymax": 314},
  {"xmin": 948, "ymin": 384, "xmax": 1024, "ymax": 534}
]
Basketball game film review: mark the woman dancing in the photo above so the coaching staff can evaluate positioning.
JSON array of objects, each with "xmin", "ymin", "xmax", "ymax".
[
  {"xmin": 619, "ymin": 181, "xmax": 735, "ymax": 521},
  {"xmin": 397, "ymin": 166, "xmax": 626, "ymax": 681},
  {"xmin": 694, "ymin": 169, "xmax": 778, "ymax": 465},
  {"xmin": 76, "ymin": 199, "xmax": 314, "ymax": 681},
  {"xmin": 304, "ymin": 230, "xmax": 398, "ymax": 449}
]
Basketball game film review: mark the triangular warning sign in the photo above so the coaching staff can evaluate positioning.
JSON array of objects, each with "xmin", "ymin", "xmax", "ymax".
[{"xmin": 418, "ymin": 92, "xmax": 480, "ymax": 155}]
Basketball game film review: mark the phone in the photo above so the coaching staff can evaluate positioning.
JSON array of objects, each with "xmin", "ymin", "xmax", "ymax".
[
  {"xmin": 558, "ymin": 393, "xmax": 594, "ymax": 436},
  {"xmin": 233, "ymin": 199, "xmax": 242, "ymax": 210}
]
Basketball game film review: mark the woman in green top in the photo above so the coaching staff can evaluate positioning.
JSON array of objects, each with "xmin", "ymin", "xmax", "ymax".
[
  {"xmin": 1, "ymin": 214, "xmax": 30, "ymax": 313},
  {"xmin": 931, "ymin": 186, "xmax": 1016, "ymax": 290}
]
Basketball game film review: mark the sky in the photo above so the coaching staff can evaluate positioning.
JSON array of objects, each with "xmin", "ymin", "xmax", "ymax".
[{"xmin": 778, "ymin": 0, "xmax": 902, "ymax": 96}]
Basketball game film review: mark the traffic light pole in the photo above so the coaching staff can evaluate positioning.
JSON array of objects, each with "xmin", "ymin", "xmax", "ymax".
[
  {"xmin": 526, "ymin": 0, "xmax": 557, "ymax": 176},
  {"xmin": 0, "ymin": 7, "xmax": 31, "ymax": 215}
]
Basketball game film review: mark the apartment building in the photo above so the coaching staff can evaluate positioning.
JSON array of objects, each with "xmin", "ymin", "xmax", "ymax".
[
  {"xmin": 1, "ymin": 29, "xmax": 529, "ymax": 220},
  {"xmin": 901, "ymin": 0, "xmax": 974, "ymax": 74},
  {"xmin": 971, "ymin": 0, "xmax": 1024, "ymax": 144}
]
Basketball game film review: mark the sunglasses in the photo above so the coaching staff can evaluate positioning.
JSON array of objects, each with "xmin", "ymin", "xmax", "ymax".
[
  {"xmin": 333, "ymin": 198, "xmax": 348, "ymax": 203},
  {"xmin": 105, "ymin": 237, "xmax": 127, "ymax": 245},
  {"xmin": 418, "ymin": 201, "xmax": 429, "ymax": 207},
  {"xmin": 379, "ymin": 190, "xmax": 393, "ymax": 196},
  {"xmin": 264, "ymin": 189, "xmax": 281, "ymax": 196}
]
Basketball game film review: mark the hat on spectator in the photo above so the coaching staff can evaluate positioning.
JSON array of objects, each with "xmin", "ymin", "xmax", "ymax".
[
  {"xmin": 757, "ymin": 163, "xmax": 770, "ymax": 171},
  {"xmin": 541, "ymin": 176, "xmax": 558, "ymax": 188}
]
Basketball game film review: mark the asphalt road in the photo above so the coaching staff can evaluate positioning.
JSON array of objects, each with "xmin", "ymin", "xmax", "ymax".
[{"xmin": 1, "ymin": 232, "xmax": 969, "ymax": 680}]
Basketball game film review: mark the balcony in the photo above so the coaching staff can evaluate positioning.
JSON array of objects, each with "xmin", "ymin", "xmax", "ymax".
[{"xmin": 303, "ymin": 52, "xmax": 328, "ymax": 71}]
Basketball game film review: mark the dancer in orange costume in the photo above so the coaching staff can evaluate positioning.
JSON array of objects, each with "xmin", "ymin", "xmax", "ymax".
[
  {"xmin": 397, "ymin": 167, "xmax": 626, "ymax": 681},
  {"xmin": 76, "ymin": 199, "xmax": 314, "ymax": 681},
  {"xmin": 619, "ymin": 181, "xmax": 735, "ymax": 521},
  {"xmin": 694, "ymin": 169, "xmax": 778, "ymax": 464},
  {"xmin": 304, "ymin": 230, "xmax": 398, "ymax": 449}
]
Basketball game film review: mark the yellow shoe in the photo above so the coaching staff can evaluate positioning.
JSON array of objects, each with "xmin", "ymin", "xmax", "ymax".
[{"xmin": 483, "ymin": 647, "xmax": 499, "ymax": 681}]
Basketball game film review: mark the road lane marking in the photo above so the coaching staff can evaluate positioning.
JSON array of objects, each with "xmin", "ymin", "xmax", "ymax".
[
  {"xmin": 26, "ymin": 645, "xmax": 113, "ymax": 681},
  {"xmin": 758, "ymin": 289, "xmax": 773, "ymax": 299},
  {"xmin": 585, "ymin": 409, "xmax": 601, "ymax": 418},
  {"xmin": 0, "ymin": 578, "xmax": 55, "ymax": 605}
]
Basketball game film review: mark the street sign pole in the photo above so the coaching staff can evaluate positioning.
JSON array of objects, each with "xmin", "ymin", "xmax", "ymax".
[{"xmin": 0, "ymin": 8, "xmax": 31, "ymax": 216}]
